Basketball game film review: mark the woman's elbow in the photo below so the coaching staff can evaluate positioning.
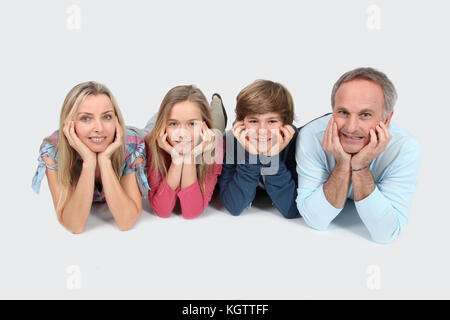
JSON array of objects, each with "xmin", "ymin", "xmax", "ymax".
[{"xmin": 117, "ymin": 210, "xmax": 141, "ymax": 231}]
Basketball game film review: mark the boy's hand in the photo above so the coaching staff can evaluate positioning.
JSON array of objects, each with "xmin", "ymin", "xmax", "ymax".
[
  {"xmin": 263, "ymin": 125, "xmax": 295, "ymax": 157},
  {"xmin": 232, "ymin": 121, "xmax": 258, "ymax": 155}
]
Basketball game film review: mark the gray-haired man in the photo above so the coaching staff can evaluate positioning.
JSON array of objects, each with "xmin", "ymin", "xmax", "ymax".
[{"xmin": 295, "ymin": 67, "xmax": 421, "ymax": 243}]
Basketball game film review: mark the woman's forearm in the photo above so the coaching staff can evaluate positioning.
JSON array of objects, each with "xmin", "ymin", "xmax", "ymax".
[
  {"xmin": 98, "ymin": 158, "xmax": 140, "ymax": 230},
  {"xmin": 60, "ymin": 161, "xmax": 96, "ymax": 234}
]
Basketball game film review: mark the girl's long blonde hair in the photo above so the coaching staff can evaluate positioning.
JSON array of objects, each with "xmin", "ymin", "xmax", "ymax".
[
  {"xmin": 47, "ymin": 81, "xmax": 126, "ymax": 215},
  {"xmin": 146, "ymin": 85, "xmax": 216, "ymax": 195}
]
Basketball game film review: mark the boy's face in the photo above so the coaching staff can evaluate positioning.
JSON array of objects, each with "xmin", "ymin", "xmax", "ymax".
[{"xmin": 243, "ymin": 112, "xmax": 283, "ymax": 147}]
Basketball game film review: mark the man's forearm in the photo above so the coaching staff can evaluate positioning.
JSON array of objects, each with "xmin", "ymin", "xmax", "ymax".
[
  {"xmin": 323, "ymin": 161, "xmax": 351, "ymax": 209},
  {"xmin": 352, "ymin": 168, "xmax": 376, "ymax": 201}
]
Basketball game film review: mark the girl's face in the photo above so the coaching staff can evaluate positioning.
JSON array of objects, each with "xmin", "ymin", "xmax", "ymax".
[
  {"xmin": 165, "ymin": 100, "xmax": 204, "ymax": 153},
  {"xmin": 74, "ymin": 94, "xmax": 117, "ymax": 153},
  {"xmin": 243, "ymin": 112, "xmax": 283, "ymax": 150}
]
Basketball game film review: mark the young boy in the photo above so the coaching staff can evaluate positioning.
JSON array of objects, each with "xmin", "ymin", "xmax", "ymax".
[{"xmin": 219, "ymin": 80, "xmax": 299, "ymax": 218}]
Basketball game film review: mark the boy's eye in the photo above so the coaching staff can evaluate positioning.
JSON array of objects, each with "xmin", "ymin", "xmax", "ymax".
[
  {"xmin": 268, "ymin": 120, "xmax": 279, "ymax": 124},
  {"xmin": 248, "ymin": 120, "xmax": 258, "ymax": 124}
]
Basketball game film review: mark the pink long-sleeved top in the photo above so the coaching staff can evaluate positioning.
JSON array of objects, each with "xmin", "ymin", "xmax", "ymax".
[{"xmin": 146, "ymin": 150, "xmax": 222, "ymax": 219}]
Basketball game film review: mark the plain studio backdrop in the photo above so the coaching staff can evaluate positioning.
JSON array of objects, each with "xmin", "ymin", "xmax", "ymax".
[{"xmin": 0, "ymin": 0, "xmax": 448, "ymax": 299}]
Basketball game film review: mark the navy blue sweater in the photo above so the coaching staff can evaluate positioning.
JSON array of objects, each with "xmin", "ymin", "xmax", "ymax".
[{"xmin": 219, "ymin": 127, "xmax": 300, "ymax": 218}]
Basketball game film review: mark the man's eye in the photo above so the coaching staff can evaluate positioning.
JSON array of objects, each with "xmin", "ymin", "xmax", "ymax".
[
  {"xmin": 338, "ymin": 110, "xmax": 347, "ymax": 115},
  {"xmin": 361, "ymin": 113, "xmax": 371, "ymax": 118}
]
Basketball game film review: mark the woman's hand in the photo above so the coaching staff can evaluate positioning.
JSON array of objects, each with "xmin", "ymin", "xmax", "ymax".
[
  {"xmin": 63, "ymin": 120, "xmax": 97, "ymax": 165},
  {"xmin": 98, "ymin": 119, "xmax": 124, "ymax": 163}
]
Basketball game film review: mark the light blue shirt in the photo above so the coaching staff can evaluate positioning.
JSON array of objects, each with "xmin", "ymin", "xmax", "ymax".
[{"xmin": 295, "ymin": 114, "xmax": 421, "ymax": 244}]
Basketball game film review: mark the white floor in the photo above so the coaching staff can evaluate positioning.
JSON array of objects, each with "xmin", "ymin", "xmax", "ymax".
[{"xmin": 1, "ymin": 180, "xmax": 445, "ymax": 299}]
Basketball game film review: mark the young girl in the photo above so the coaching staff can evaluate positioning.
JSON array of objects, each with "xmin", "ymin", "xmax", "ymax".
[
  {"xmin": 32, "ymin": 81, "xmax": 150, "ymax": 233},
  {"xmin": 145, "ymin": 85, "xmax": 223, "ymax": 219}
]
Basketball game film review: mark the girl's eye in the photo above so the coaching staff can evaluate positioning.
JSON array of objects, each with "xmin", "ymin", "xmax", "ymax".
[
  {"xmin": 80, "ymin": 116, "xmax": 90, "ymax": 121},
  {"xmin": 188, "ymin": 121, "xmax": 200, "ymax": 127},
  {"xmin": 168, "ymin": 122, "xmax": 178, "ymax": 127},
  {"xmin": 104, "ymin": 114, "xmax": 113, "ymax": 120}
]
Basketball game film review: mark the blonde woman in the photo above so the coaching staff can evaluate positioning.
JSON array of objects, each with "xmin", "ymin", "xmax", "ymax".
[
  {"xmin": 145, "ymin": 85, "xmax": 223, "ymax": 219},
  {"xmin": 32, "ymin": 81, "xmax": 150, "ymax": 233}
]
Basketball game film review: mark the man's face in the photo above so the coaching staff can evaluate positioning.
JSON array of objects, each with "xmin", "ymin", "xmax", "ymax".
[{"xmin": 333, "ymin": 79, "xmax": 392, "ymax": 154}]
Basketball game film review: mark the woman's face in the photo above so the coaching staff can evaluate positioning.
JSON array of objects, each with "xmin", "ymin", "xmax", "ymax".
[
  {"xmin": 243, "ymin": 112, "xmax": 283, "ymax": 151},
  {"xmin": 73, "ymin": 94, "xmax": 117, "ymax": 153},
  {"xmin": 165, "ymin": 100, "xmax": 204, "ymax": 154}
]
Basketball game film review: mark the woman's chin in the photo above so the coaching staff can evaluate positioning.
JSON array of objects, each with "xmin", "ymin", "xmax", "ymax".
[{"xmin": 87, "ymin": 144, "xmax": 107, "ymax": 153}]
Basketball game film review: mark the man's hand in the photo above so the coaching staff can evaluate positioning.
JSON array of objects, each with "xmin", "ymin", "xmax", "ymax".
[
  {"xmin": 351, "ymin": 121, "xmax": 391, "ymax": 169},
  {"xmin": 322, "ymin": 117, "xmax": 351, "ymax": 166}
]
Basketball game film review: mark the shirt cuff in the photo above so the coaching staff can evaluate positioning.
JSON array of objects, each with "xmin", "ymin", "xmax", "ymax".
[
  {"xmin": 302, "ymin": 184, "xmax": 342, "ymax": 230},
  {"xmin": 354, "ymin": 186, "xmax": 392, "ymax": 223}
]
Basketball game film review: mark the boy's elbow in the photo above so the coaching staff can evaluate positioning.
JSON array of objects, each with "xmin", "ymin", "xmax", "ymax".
[{"xmin": 226, "ymin": 205, "xmax": 244, "ymax": 216}]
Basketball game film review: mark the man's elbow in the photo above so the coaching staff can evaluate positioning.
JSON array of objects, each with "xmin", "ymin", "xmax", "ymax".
[
  {"xmin": 300, "ymin": 209, "xmax": 331, "ymax": 231},
  {"xmin": 370, "ymin": 229, "xmax": 400, "ymax": 244}
]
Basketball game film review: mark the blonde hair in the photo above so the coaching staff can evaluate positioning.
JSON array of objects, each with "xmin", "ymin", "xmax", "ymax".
[
  {"xmin": 47, "ymin": 81, "xmax": 126, "ymax": 215},
  {"xmin": 146, "ymin": 85, "xmax": 215, "ymax": 195},
  {"xmin": 236, "ymin": 79, "xmax": 294, "ymax": 125}
]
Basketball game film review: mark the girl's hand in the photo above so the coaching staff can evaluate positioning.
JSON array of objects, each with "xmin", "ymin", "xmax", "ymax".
[
  {"xmin": 157, "ymin": 130, "xmax": 184, "ymax": 164},
  {"xmin": 98, "ymin": 119, "xmax": 124, "ymax": 162},
  {"xmin": 63, "ymin": 120, "xmax": 97, "ymax": 165},
  {"xmin": 190, "ymin": 122, "xmax": 216, "ymax": 158}
]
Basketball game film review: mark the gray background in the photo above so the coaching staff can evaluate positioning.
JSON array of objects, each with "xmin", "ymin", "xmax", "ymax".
[{"xmin": 0, "ymin": 0, "xmax": 448, "ymax": 299}]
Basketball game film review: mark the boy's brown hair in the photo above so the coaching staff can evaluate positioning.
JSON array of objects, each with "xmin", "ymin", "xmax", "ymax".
[{"xmin": 235, "ymin": 80, "xmax": 294, "ymax": 124}]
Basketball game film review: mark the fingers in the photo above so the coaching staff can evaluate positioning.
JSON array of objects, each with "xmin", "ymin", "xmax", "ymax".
[{"xmin": 368, "ymin": 129, "xmax": 377, "ymax": 148}]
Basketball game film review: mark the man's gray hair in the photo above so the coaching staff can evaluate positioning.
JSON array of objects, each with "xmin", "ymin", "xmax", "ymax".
[{"xmin": 331, "ymin": 67, "xmax": 397, "ymax": 118}]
